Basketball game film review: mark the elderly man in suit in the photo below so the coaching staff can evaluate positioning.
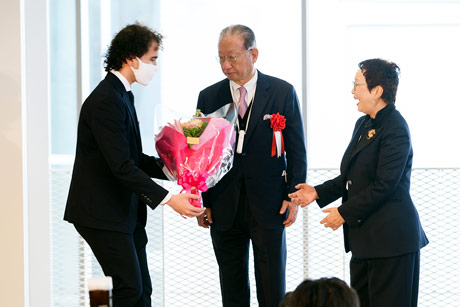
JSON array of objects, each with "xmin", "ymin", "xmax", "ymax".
[
  {"xmin": 289, "ymin": 59, "xmax": 428, "ymax": 307},
  {"xmin": 196, "ymin": 24, "xmax": 307, "ymax": 307},
  {"xmin": 64, "ymin": 23, "xmax": 204, "ymax": 307}
]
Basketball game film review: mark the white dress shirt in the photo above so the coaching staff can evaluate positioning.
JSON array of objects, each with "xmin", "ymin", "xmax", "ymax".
[{"xmin": 230, "ymin": 70, "xmax": 258, "ymax": 108}]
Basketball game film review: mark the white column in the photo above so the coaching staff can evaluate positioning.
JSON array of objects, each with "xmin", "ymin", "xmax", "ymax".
[
  {"xmin": 23, "ymin": 0, "xmax": 51, "ymax": 305},
  {"xmin": 0, "ymin": 0, "xmax": 27, "ymax": 306},
  {"xmin": 0, "ymin": 0, "xmax": 50, "ymax": 306}
]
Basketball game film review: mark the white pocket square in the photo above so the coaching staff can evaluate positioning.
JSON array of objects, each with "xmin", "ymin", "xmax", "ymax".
[{"xmin": 263, "ymin": 114, "xmax": 272, "ymax": 120}]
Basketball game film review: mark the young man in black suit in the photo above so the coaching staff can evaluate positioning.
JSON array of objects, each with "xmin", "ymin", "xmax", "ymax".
[
  {"xmin": 196, "ymin": 24, "xmax": 307, "ymax": 307},
  {"xmin": 64, "ymin": 23, "xmax": 204, "ymax": 307}
]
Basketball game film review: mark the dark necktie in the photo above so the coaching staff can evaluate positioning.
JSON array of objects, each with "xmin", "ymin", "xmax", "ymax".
[
  {"xmin": 127, "ymin": 90, "xmax": 135, "ymax": 105},
  {"xmin": 127, "ymin": 91, "xmax": 139, "ymax": 124},
  {"xmin": 126, "ymin": 91, "xmax": 142, "ymax": 152},
  {"xmin": 126, "ymin": 91, "xmax": 138, "ymax": 121}
]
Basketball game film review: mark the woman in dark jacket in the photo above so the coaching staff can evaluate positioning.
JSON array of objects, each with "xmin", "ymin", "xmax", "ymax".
[{"xmin": 289, "ymin": 59, "xmax": 428, "ymax": 307}]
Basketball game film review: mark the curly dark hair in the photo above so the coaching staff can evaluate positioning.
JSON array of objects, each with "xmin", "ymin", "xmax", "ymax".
[
  {"xmin": 358, "ymin": 58, "xmax": 400, "ymax": 105},
  {"xmin": 282, "ymin": 277, "xmax": 360, "ymax": 307},
  {"xmin": 104, "ymin": 23, "xmax": 163, "ymax": 72}
]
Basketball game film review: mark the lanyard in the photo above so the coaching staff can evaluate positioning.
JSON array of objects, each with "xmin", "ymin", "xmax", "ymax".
[{"xmin": 235, "ymin": 96, "xmax": 254, "ymax": 154}]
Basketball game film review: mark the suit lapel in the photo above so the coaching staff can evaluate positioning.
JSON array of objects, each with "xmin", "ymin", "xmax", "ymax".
[
  {"xmin": 244, "ymin": 72, "xmax": 270, "ymax": 143},
  {"xmin": 213, "ymin": 81, "xmax": 233, "ymax": 111},
  {"xmin": 105, "ymin": 72, "xmax": 143, "ymax": 154},
  {"xmin": 342, "ymin": 126, "xmax": 380, "ymax": 173},
  {"xmin": 340, "ymin": 117, "xmax": 366, "ymax": 173},
  {"xmin": 350, "ymin": 105, "xmax": 394, "ymax": 161},
  {"xmin": 350, "ymin": 127, "xmax": 380, "ymax": 160},
  {"xmin": 218, "ymin": 82, "xmax": 237, "ymax": 121},
  {"xmin": 341, "ymin": 105, "xmax": 395, "ymax": 174}
]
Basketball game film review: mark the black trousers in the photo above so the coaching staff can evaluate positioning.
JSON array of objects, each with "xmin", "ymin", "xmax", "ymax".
[
  {"xmin": 75, "ymin": 224, "xmax": 152, "ymax": 307},
  {"xmin": 210, "ymin": 184, "xmax": 286, "ymax": 307},
  {"xmin": 350, "ymin": 251, "xmax": 420, "ymax": 307}
]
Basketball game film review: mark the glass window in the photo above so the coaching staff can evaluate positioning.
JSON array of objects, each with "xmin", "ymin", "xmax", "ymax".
[{"xmin": 49, "ymin": 0, "xmax": 78, "ymax": 157}]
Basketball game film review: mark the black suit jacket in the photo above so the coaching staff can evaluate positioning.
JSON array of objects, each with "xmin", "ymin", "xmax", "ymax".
[
  {"xmin": 315, "ymin": 105, "xmax": 428, "ymax": 258},
  {"xmin": 197, "ymin": 71, "xmax": 307, "ymax": 230},
  {"xmin": 64, "ymin": 72, "xmax": 168, "ymax": 233}
]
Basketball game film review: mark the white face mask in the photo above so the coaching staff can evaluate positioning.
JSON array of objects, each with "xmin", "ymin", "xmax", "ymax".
[{"xmin": 131, "ymin": 57, "xmax": 158, "ymax": 86}]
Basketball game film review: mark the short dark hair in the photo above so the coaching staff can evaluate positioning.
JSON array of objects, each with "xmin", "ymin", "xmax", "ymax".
[
  {"xmin": 104, "ymin": 23, "xmax": 163, "ymax": 72},
  {"xmin": 358, "ymin": 58, "xmax": 400, "ymax": 105},
  {"xmin": 283, "ymin": 277, "xmax": 360, "ymax": 307},
  {"xmin": 219, "ymin": 24, "xmax": 256, "ymax": 50}
]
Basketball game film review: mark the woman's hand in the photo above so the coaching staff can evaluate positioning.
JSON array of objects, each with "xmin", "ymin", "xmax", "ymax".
[
  {"xmin": 320, "ymin": 207, "xmax": 345, "ymax": 231},
  {"xmin": 288, "ymin": 184, "xmax": 318, "ymax": 207}
]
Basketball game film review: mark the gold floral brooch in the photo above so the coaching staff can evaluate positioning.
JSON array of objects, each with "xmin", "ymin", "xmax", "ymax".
[{"xmin": 367, "ymin": 129, "xmax": 376, "ymax": 140}]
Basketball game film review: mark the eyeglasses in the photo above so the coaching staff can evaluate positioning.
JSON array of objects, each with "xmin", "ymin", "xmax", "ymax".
[
  {"xmin": 352, "ymin": 81, "xmax": 366, "ymax": 90},
  {"xmin": 216, "ymin": 50, "xmax": 250, "ymax": 64}
]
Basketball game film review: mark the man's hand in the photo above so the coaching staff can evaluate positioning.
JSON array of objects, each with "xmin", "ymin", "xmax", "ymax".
[
  {"xmin": 280, "ymin": 200, "xmax": 298, "ymax": 227},
  {"xmin": 197, "ymin": 208, "xmax": 213, "ymax": 228},
  {"xmin": 166, "ymin": 193, "xmax": 205, "ymax": 217},
  {"xmin": 288, "ymin": 184, "xmax": 318, "ymax": 207},
  {"xmin": 320, "ymin": 207, "xmax": 345, "ymax": 231}
]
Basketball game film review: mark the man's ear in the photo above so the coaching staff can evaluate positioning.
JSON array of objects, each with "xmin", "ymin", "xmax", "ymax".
[
  {"xmin": 250, "ymin": 48, "xmax": 259, "ymax": 64},
  {"xmin": 126, "ymin": 56, "xmax": 137, "ymax": 68}
]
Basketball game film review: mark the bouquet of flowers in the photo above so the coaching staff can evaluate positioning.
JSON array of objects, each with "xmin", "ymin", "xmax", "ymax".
[{"xmin": 155, "ymin": 110, "xmax": 236, "ymax": 208}]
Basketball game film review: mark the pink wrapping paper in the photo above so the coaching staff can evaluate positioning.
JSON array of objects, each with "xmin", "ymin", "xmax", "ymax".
[{"xmin": 155, "ymin": 117, "xmax": 236, "ymax": 207}]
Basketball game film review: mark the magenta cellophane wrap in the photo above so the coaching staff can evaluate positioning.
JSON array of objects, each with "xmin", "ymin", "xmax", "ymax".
[{"xmin": 155, "ymin": 117, "xmax": 236, "ymax": 208}]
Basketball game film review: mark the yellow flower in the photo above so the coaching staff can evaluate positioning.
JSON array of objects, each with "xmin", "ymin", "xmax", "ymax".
[
  {"xmin": 182, "ymin": 118, "xmax": 203, "ymax": 129},
  {"xmin": 367, "ymin": 129, "xmax": 376, "ymax": 140}
]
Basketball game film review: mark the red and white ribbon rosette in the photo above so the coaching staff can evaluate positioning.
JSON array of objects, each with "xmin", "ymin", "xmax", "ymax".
[{"xmin": 270, "ymin": 113, "xmax": 286, "ymax": 157}]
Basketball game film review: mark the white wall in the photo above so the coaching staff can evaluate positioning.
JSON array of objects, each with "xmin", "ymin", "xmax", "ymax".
[
  {"xmin": 158, "ymin": 0, "xmax": 303, "ymax": 121},
  {"xmin": 0, "ymin": 0, "xmax": 26, "ymax": 305},
  {"xmin": 0, "ymin": 0, "xmax": 50, "ymax": 306},
  {"xmin": 306, "ymin": 0, "xmax": 460, "ymax": 168}
]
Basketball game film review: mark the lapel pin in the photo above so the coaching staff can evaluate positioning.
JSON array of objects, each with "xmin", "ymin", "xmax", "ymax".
[{"xmin": 367, "ymin": 129, "xmax": 376, "ymax": 140}]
